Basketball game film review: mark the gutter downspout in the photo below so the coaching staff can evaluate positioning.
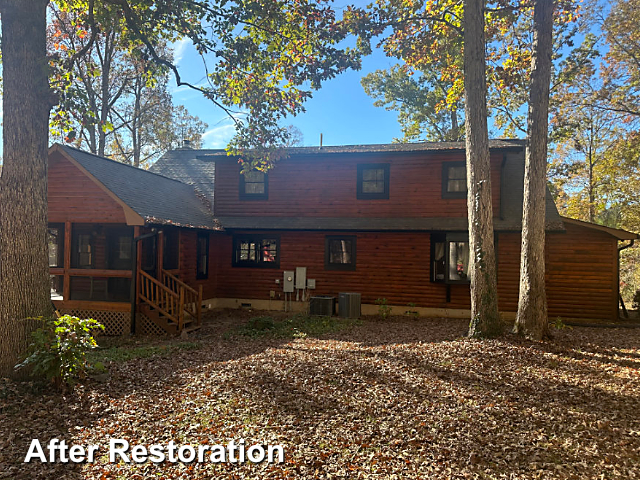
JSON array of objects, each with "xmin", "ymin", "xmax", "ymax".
[
  {"xmin": 130, "ymin": 230, "xmax": 159, "ymax": 335},
  {"xmin": 618, "ymin": 239, "xmax": 635, "ymax": 319}
]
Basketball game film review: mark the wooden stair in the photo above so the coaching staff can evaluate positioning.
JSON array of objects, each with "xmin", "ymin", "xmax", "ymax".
[{"xmin": 137, "ymin": 269, "xmax": 202, "ymax": 335}]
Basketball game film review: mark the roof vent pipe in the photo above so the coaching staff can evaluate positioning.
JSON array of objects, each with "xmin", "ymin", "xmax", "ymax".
[{"xmin": 320, "ymin": 133, "xmax": 323, "ymax": 149}]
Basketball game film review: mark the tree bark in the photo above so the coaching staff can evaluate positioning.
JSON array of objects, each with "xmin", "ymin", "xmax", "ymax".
[
  {"xmin": 464, "ymin": 0, "xmax": 502, "ymax": 337},
  {"xmin": 0, "ymin": 0, "xmax": 54, "ymax": 376},
  {"xmin": 514, "ymin": 0, "xmax": 555, "ymax": 340}
]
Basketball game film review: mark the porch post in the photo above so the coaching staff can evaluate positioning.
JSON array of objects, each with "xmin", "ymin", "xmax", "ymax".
[
  {"xmin": 157, "ymin": 230, "xmax": 164, "ymax": 282},
  {"xmin": 63, "ymin": 220, "xmax": 71, "ymax": 300}
]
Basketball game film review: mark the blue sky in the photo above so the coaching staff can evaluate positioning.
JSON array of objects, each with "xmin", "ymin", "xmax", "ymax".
[{"xmin": 170, "ymin": 2, "xmax": 404, "ymax": 149}]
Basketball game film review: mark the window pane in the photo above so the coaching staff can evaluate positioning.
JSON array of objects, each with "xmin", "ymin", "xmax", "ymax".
[
  {"xmin": 362, "ymin": 168, "xmax": 383, "ymax": 182},
  {"xmin": 48, "ymin": 227, "xmax": 62, "ymax": 267},
  {"xmin": 448, "ymin": 241, "xmax": 470, "ymax": 281},
  {"xmin": 197, "ymin": 235, "xmax": 209, "ymax": 277},
  {"xmin": 245, "ymin": 182, "xmax": 265, "ymax": 194},
  {"xmin": 362, "ymin": 180, "xmax": 385, "ymax": 193},
  {"xmin": 78, "ymin": 234, "xmax": 92, "ymax": 268},
  {"xmin": 448, "ymin": 179, "xmax": 467, "ymax": 192},
  {"xmin": 118, "ymin": 236, "xmax": 132, "ymax": 260},
  {"xmin": 50, "ymin": 275, "xmax": 63, "ymax": 300},
  {"xmin": 262, "ymin": 239, "xmax": 277, "ymax": 262},
  {"xmin": 244, "ymin": 171, "xmax": 264, "ymax": 182},
  {"xmin": 329, "ymin": 239, "xmax": 352, "ymax": 264},
  {"xmin": 433, "ymin": 242, "xmax": 446, "ymax": 280},
  {"xmin": 163, "ymin": 229, "xmax": 179, "ymax": 270},
  {"xmin": 448, "ymin": 166, "xmax": 466, "ymax": 180}
]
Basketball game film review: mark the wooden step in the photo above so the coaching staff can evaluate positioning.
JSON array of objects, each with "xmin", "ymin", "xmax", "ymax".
[{"xmin": 183, "ymin": 324, "xmax": 202, "ymax": 334}]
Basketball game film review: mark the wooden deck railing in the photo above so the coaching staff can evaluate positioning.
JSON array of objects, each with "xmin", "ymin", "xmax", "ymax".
[{"xmin": 137, "ymin": 269, "xmax": 202, "ymax": 333}]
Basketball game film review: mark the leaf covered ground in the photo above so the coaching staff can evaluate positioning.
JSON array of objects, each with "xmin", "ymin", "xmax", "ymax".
[{"xmin": 1, "ymin": 311, "xmax": 639, "ymax": 479}]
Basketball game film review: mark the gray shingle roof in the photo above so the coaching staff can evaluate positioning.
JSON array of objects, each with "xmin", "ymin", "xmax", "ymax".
[
  {"xmin": 170, "ymin": 139, "xmax": 525, "ymax": 160},
  {"xmin": 57, "ymin": 145, "xmax": 220, "ymax": 230},
  {"xmin": 149, "ymin": 148, "xmax": 218, "ymax": 207}
]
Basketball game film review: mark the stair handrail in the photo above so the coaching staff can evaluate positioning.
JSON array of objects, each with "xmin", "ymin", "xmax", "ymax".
[
  {"xmin": 161, "ymin": 269, "xmax": 202, "ymax": 327},
  {"xmin": 138, "ymin": 270, "xmax": 180, "ymax": 321},
  {"xmin": 162, "ymin": 269, "xmax": 198, "ymax": 296}
]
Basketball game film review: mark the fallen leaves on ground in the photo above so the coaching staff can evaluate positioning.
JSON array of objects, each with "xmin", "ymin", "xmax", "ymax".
[{"xmin": 1, "ymin": 312, "xmax": 639, "ymax": 479}]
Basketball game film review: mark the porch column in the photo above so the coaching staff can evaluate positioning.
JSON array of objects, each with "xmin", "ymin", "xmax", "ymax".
[
  {"xmin": 157, "ymin": 230, "xmax": 164, "ymax": 281},
  {"xmin": 63, "ymin": 220, "xmax": 71, "ymax": 300}
]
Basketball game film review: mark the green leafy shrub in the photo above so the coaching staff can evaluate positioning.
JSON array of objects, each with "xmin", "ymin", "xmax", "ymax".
[
  {"xmin": 375, "ymin": 298, "xmax": 392, "ymax": 320},
  {"xmin": 553, "ymin": 317, "xmax": 566, "ymax": 330},
  {"xmin": 15, "ymin": 315, "xmax": 104, "ymax": 390},
  {"xmin": 246, "ymin": 316, "xmax": 275, "ymax": 332}
]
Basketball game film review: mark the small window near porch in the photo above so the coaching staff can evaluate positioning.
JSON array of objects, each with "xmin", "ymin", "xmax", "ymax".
[
  {"xmin": 442, "ymin": 162, "xmax": 467, "ymax": 199},
  {"xmin": 107, "ymin": 227, "xmax": 133, "ymax": 270},
  {"xmin": 196, "ymin": 232, "xmax": 209, "ymax": 279},
  {"xmin": 163, "ymin": 229, "xmax": 180, "ymax": 270}
]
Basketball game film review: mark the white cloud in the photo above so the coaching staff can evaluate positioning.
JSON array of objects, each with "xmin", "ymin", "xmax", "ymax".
[
  {"xmin": 202, "ymin": 123, "xmax": 237, "ymax": 149},
  {"xmin": 171, "ymin": 38, "xmax": 190, "ymax": 66}
]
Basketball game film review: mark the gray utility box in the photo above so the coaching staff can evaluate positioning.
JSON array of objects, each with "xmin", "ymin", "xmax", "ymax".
[
  {"xmin": 339, "ymin": 292, "xmax": 362, "ymax": 318},
  {"xmin": 309, "ymin": 295, "xmax": 336, "ymax": 316}
]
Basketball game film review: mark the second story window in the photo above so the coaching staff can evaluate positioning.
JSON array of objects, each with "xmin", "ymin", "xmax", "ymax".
[
  {"xmin": 357, "ymin": 164, "xmax": 390, "ymax": 200},
  {"xmin": 240, "ymin": 170, "xmax": 268, "ymax": 200},
  {"xmin": 442, "ymin": 161, "xmax": 467, "ymax": 199}
]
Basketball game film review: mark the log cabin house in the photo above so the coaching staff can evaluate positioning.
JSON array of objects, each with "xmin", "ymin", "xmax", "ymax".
[{"xmin": 47, "ymin": 140, "xmax": 638, "ymax": 335}]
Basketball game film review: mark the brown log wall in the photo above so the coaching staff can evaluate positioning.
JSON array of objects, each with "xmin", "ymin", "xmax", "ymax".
[
  {"xmin": 48, "ymin": 151, "xmax": 127, "ymax": 223},
  {"xmin": 180, "ymin": 224, "xmax": 618, "ymax": 320},
  {"xmin": 213, "ymin": 152, "xmax": 503, "ymax": 218},
  {"xmin": 497, "ymin": 223, "xmax": 618, "ymax": 320}
]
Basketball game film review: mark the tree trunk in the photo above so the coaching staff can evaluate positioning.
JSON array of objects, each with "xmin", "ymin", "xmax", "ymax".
[
  {"xmin": 464, "ymin": 0, "xmax": 502, "ymax": 337},
  {"xmin": 514, "ymin": 0, "xmax": 555, "ymax": 340},
  {"xmin": 0, "ymin": 0, "xmax": 54, "ymax": 376}
]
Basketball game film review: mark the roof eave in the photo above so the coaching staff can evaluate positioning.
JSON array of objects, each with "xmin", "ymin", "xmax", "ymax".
[{"xmin": 561, "ymin": 217, "xmax": 639, "ymax": 240}]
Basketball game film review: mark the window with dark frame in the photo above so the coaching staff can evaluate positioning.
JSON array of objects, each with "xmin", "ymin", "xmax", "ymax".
[
  {"xmin": 431, "ymin": 233, "xmax": 471, "ymax": 284},
  {"xmin": 357, "ymin": 164, "xmax": 390, "ymax": 199},
  {"xmin": 325, "ymin": 236, "xmax": 356, "ymax": 271},
  {"xmin": 239, "ymin": 170, "xmax": 268, "ymax": 200},
  {"xmin": 106, "ymin": 227, "xmax": 133, "ymax": 270},
  {"xmin": 71, "ymin": 229, "xmax": 94, "ymax": 269},
  {"xmin": 48, "ymin": 224, "xmax": 65, "ymax": 268},
  {"xmin": 442, "ymin": 161, "xmax": 467, "ymax": 199},
  {"xmin": 232, "ymin": 235, "xmax": 280, "ymax": 268},
  {"xmin": 163, "ymin": 229, "xmax": 180, "ymax": 270},
  {"xmin": 196, "ymin": 232, "xmax": 209, "ymax": 279}
]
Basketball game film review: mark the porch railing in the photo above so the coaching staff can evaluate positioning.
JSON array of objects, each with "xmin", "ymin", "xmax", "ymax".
[{"xmin": 137, "ymin": 269, "xmax": 202, "ymax": 332}]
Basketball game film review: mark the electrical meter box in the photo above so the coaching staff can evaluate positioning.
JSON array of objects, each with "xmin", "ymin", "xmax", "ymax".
[
  {"xmin": 283, "ymin": 271, "xmax": 294, "ymax": 293},
  {"xmin": 295, "ymin": 267, "xmax": 307, "ymax": 289}
]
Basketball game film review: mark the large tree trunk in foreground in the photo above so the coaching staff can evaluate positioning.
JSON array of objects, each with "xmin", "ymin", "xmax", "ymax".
[
  {"xmin": 464, "ymin": 0, "xmax": 502, "ymax": 337},
  {"xmin": 514, "ymin": 0, "xmax": 555, "ymax": 340},
  {"xmin": 0, "ymin": 0, "xmax": 54, "ymax": 376}
]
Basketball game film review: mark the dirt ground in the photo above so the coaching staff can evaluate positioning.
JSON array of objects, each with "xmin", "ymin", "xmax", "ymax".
[{"xmin": 1, "ymin": 311, "xmax": 639, "ymax": 479}]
